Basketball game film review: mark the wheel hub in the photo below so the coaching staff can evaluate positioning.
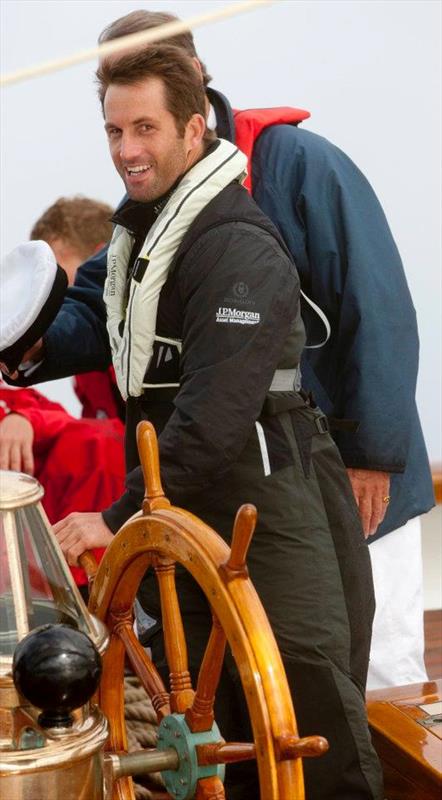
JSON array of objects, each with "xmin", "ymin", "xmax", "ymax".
[{"xmin": 157, "ymin": 713, "xmax": 225, "ymax": 800}]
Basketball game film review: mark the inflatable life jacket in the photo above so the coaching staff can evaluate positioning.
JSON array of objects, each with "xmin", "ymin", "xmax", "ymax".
[
  {"xmin": 105, "ymin": 140, "xmax": 247, "ymax": 400},
  {"xmin": 233, "ymin": 106, "xmax": 310, "ymax": 193}
]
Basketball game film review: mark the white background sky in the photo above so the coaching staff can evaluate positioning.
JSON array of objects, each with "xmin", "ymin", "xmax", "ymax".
[{"xmin": 1, "ymin": 0, "xmax": 441, "ymax": 462}]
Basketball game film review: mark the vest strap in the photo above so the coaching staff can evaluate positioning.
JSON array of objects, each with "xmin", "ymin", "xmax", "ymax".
[{"xmin": 269, "ymin": 367, "xmax": 301, "ymax": 392}]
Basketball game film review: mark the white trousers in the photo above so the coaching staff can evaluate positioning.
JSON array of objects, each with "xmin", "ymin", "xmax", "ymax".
[{"xmin": 367, "ymin": 517, "xmax": 428, "ymax": 690}]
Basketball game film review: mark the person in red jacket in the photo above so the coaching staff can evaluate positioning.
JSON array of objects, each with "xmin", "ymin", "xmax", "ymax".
[{"xmin": 0, "ymin": 382, "xmax": 125, "ymax": 589}]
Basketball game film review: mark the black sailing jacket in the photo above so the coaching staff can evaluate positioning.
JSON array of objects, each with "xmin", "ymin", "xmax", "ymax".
[{"xmin": 101, "ymin": 180, "xmax": 305, "ymax": 531}]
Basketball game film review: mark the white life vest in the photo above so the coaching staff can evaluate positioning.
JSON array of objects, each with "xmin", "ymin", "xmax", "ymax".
[{"xmin": 105, "ymin": 139, "xmax": 247, "ymax": 400}]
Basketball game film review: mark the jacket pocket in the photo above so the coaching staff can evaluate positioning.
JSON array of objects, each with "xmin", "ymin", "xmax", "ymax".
[{"xmin": 255, "ymin": 415, "xmax": 295, "ymax": 477}]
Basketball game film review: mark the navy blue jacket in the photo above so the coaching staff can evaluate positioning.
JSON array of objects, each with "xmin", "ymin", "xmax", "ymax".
[
  {"xmin": 17, "ymin": 89, "xmax": 434, "ymax": 537},
  {"xmin": 249, "ymin": 117, "xmax": 434, "ymax": 538}
]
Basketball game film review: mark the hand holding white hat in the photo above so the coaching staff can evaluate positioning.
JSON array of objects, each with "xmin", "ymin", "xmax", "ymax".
[{"xmin": 0, "ymin": 241, "xmax": 67, "ymax": 374}]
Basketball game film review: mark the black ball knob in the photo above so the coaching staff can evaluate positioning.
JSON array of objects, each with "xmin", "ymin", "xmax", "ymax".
[{"xmin": 13, "ymin": 623, "xmax": 102, "ymax": 728}]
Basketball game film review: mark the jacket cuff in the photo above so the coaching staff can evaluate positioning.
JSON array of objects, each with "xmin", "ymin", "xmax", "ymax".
[
  {"xmin": 102, "ymin": 490, "xmax": 141, "ymax": 534},
  {"xmin": 338, "ymin": 451, "xmax": 406, "ymax": 474}
]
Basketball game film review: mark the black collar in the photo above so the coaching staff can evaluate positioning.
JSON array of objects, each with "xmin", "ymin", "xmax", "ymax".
[
  {"xmin": 111, "ymin": 198, "xmax": 158, "ymax": 237},
  {"xmin": 111, "ymin": 178, "xmax": 181, "ymax": 237},
  {"xmin": 207, "ymin": 87, "xmax": 235, "ymax": 142}
]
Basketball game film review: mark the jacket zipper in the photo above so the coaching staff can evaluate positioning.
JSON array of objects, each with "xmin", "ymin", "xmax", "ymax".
[{"xmin": 126, "ymin": 284, "xmax": 137, "ymax": 398}]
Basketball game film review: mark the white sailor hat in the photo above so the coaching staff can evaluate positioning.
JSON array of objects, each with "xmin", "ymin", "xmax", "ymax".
[{"xmin": 0, "ymin": 241, "xmax": 67, "ymax": 372}]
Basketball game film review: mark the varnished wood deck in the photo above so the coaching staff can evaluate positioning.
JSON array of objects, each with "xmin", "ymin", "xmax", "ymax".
[{"xmin": 424, "ymin": 609, "xmax": 442, "ymax": 680}]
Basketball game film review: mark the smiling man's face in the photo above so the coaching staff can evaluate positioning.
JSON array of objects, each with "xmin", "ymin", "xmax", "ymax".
[{"xmin": 104, "ymin": 77, "xmax": 199, "ymax": 203}]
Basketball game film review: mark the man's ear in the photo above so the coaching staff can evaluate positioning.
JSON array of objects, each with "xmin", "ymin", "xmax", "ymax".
[{"xmin": 186, "ymin": 113, "xmax": 206, "ymax": 150}]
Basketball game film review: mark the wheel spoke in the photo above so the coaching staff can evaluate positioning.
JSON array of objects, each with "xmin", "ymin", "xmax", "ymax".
[
  {"xmin": 115, "ymin": 621, "xmax": 171, "ymax": 721},
  {"xmin": 154, "ymin": 555, "xmax": 194, "ymax": 712},
  {"xmin": 185, "ymin": 612, "xmax": 226, "ymax": 732},
  {"xmin": 137, "ymin": 422, "xmax": 171, "ymax": 514},
  {"xmin": 196, "ymin": 741, "xmax": 256, "ymax": 765},
  {"xmin": 275, "ymin": 733, "xmax": 329, "ymax": 760},
  {"xmin": 219, "ymin": 504, "xmax": 256, "ymax": 581}
]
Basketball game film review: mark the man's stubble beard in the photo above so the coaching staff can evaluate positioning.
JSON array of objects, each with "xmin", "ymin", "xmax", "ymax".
[{"xmin": 123, "ymin": 139, "xmax": 189, "ymax": 204}]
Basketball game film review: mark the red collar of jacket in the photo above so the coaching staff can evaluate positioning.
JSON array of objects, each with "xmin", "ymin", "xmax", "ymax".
[{"xmin": 233, "ymin": 106, "xmax": 310, "ymax": 192}]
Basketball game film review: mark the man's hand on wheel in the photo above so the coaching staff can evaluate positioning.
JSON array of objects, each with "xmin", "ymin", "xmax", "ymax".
[{"xmin": 53, "ymin": 512, "xmax": 113, "ymax": 566}]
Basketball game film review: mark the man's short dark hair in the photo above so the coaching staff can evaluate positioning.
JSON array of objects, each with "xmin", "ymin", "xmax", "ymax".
[
  {"xmin": 96, "ymin": 45, "xmax": 213, "ymax": 144},
  {"xmin": 98, "ymin": 10, "xmax": 212, "ymax": 88}
]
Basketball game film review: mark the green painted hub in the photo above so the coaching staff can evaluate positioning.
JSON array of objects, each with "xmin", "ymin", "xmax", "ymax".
[{"xmin": 157, "ymin": 713, "xmax": 225, "ymax": 800}]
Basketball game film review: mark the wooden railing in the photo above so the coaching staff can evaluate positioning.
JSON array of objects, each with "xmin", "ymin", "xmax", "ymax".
[{"xmin": 432, "ymin": 466, "xmax": 442, "ymax": 505}]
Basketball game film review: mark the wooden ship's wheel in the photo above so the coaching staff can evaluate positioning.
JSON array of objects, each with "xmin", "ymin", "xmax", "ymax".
[{"xmin": 83, "ymin": 421, "xmax": 328, "ymax": 800}]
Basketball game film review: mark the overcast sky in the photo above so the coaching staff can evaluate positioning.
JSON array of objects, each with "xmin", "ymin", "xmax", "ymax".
[{"xmin": 1, "ymin": 0, "xmax": 441, "ymax": 461}]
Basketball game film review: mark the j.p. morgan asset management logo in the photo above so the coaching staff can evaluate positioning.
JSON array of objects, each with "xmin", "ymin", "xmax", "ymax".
[{"xmin": 216, "ymin": 307, "xmax": 260, "ymax": 325}]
